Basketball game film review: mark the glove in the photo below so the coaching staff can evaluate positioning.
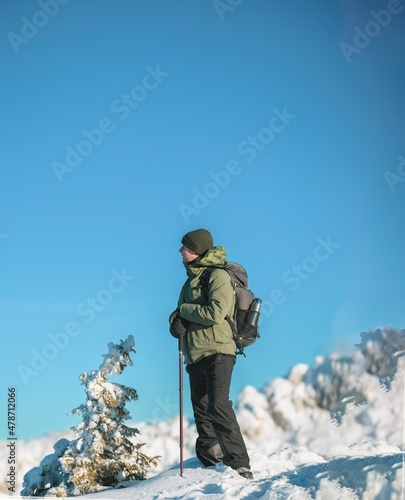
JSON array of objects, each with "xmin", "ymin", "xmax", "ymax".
[{"xmin": 169, "ymin": 308, "xmax": 187, "ymax": 338}]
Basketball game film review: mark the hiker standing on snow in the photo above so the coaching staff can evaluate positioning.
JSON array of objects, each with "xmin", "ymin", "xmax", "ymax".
[{"xmin": 169, "ymin": 228, "xmax": 253, "ymax": 480}]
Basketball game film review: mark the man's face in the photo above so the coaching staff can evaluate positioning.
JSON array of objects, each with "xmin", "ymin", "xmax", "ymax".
[{"xmin": 179, "ymin": 245, "xmax": 199, "ymax": 263}]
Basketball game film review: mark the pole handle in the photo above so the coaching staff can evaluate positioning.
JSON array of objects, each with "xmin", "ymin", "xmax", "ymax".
[{"xmin": 178, "ymin": 332, "xmax": 184, "ymax": 351}]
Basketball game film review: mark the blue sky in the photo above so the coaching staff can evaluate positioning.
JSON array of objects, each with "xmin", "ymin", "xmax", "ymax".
[{"xmin": 1, "ymin": 0, "xmax": 404, "ymax": 440}]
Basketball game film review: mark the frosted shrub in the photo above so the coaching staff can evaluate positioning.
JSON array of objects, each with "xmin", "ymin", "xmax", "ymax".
[{"xmin": 356, "ymin": 327, "xmax": 405, "ymax": 389}]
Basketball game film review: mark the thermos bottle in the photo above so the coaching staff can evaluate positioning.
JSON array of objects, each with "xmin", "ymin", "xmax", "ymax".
[{"xmin": 247, "ymin": 298, "xmax": 262, "ymax": 327}]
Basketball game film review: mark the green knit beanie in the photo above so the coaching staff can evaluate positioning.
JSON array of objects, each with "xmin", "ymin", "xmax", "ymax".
[{"xmin": 181, "ymin": 229, "xmax": 213, "ymax": 255}]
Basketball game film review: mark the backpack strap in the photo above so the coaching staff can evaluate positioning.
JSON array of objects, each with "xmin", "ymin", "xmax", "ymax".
[
  {"xmin": 198, "ymin": 267, "xmax": 214, "ymax": 296},
  {"xmin": 199, "ymin": 267, "xmax": 239, "ymax": 348}
]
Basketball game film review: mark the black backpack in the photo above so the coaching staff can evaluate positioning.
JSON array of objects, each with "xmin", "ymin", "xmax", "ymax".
[{"xmin": 199, "ymin": 262, "xmax": 261, "ymax": 356}]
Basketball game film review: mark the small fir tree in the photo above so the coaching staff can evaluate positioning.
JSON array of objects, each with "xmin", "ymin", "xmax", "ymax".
[{"xmin": 21, "ymin": 335, "xmax": 158, "ymax": 497}]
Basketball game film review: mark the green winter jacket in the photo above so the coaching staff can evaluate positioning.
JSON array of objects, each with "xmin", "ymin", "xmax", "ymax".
[{"xmin": 178, "ymin": 246, "xmax": 236, "ymax": 365}]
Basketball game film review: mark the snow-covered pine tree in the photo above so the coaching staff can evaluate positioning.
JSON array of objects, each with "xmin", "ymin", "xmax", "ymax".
[{"xmin": 21, "ymin": 335, "xmax": 159, "ymax": 497}]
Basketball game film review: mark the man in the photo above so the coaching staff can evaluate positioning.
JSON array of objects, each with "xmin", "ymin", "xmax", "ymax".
[{"xmin": 169, "ymin": 228, "xmax": 253, "ymax": 480}]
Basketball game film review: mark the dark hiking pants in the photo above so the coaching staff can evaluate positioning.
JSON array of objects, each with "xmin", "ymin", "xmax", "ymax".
[{"xmin": 186, "ymin": 353, "xmax": 250, "ymax": 470}]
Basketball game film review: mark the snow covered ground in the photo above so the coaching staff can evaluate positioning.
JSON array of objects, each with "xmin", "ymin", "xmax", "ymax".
[
  {"xmin": 75, "ymin": 445, "xmax": 402, "ymax": 500},
  {"xmin": 1, "ymin": 327, "xmax": 404, "ymax": 498}
]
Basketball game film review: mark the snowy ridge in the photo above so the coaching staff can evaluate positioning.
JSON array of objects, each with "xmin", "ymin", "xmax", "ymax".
[{"xmin": 1, "ymin": 326, "xmax": 404, "ymax": 498}]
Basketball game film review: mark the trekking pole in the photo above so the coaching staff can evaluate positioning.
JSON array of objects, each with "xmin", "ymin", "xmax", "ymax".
[{"xmin": 178, "ymin": 333, "xmax": 184, "ymax": 477}]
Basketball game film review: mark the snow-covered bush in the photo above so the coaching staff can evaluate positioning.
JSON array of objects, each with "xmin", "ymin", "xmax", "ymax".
[
  {"xmin": 260, "ymin": 327, "xmax": 405, "ymax": 428},
  {"xmin": 18, "ymin": 439, "xmax": 71, "ymax": 497},
  {"xmin": 356, "ymin": 327, "xmax": 405, "ymax": 389},
  {"xmin": 21, "ymin": 336, "xmax": 158, "ymax": 497}
]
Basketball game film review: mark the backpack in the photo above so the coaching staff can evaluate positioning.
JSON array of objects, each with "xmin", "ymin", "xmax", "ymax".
[{"xmin": 199, "ymin": 262, "xmax": 261, "ymax": 356}]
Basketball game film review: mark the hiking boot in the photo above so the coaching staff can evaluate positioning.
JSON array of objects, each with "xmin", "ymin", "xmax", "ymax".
[{"xmin": 236, "ymin": 467, "xmax": 253, "ymax": 480}]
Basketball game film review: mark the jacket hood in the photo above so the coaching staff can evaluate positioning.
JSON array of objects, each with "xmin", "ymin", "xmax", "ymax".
[{"xmin": 184, "ymin": 246, "xmax": 227, "ymax": 277}]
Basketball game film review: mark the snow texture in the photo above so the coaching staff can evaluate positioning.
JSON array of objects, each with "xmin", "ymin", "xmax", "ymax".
[{"xmin": 1, "ymin": 326, "xmax": 404, "ymax": 498}]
